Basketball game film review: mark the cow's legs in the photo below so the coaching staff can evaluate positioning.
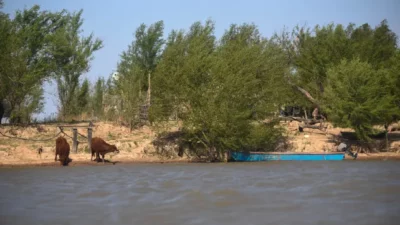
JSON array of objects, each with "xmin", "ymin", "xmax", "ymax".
[
  {"xmin": 91, "ymin": 150, "xmax": 96, "ymax": 161},
  {"xmin": 101, "ymin": 153, "xmax": 105, "ymax": 164}
]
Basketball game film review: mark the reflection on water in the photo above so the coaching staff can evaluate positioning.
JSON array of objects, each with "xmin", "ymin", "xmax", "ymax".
[{"xmin": 0, "ymin": 161, "xmax": 399, "ymax": 225}]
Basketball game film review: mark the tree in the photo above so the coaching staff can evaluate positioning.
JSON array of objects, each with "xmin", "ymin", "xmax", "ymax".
[
  {"xmin": 101, "ymin": 75, "xmax": 120, "ymax": 120},
  {"xmin": 0, "ymin": 6, "xmax": 12, "ymax": 123},
  {"xmin": 323, "ymin": 59, "xmax": 400, "ymax": 140},
  {"xmin": 189, "ymin": 23, "xmax": 287, "ymax": 159},
  {"xmin": 151, "ymin": 22, "xmax": 289, "ymax": 160},
  {"xmin": 278, "ymin": 21, "xmax": 398, "ymax": 117},
  {"xmin": 393, "ymin": 51, "xmax": 400, "ymax": 107},
  {"xmin": 0, "ymin": 5, "xmax": 68, "ymax": 123},
  {"xmin": 51, "ymin": 9, "xmax": 103, "ymax": 119},
  {"xmin": 135, "ymin": 21, "xmax": 164, "ymax": 98},
  {"xmin": 15, "ymin": 85, "xmax": 44, "ymax": 123},
  {"xmin": 116, "ymin": 21, "xmax": 164, "ymax": 126},
  {"xmin": 350, "ymin": 20, "xmax": 397, "ymax": 69},
  {"xmin": 150, "ymin": 20, "xmax": 216, "ymax": 125},
  {"xmin": 92, "ymin": 77, "xmax": 104, "ymax": 117},
  {"xmin": 149, "ymin": 29, "xmax": 187, "ymax": 121},
  {"xmin": 76, "ymin": 78, "xmax": 90, "ymax": 113}
]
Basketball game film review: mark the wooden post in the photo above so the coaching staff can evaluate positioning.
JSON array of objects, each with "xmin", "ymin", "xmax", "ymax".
[
  {"xmin": 304, "ymin": 109, "xmax": 308, "ymax": 121},
  {"xmin": 87, "ymin": 127, "xmax": 92, "ymax": 152},
  {"xmin": 72, "ymin": 128, "xmax": 78, "ymax": 153}
]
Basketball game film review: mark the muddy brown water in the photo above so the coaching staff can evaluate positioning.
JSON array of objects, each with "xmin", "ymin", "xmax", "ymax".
[{"xmin": 0, "ymin": 161, "xmax": 399, "ymax": 225}]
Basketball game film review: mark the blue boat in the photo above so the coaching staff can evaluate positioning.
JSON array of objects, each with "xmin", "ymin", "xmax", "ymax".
[{"xmin": 229, "ymin": 151, "xmax": 345, "ymax": 161}]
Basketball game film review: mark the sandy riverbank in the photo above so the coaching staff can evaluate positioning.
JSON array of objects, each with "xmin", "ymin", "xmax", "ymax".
[{"xmin": 0, "ymin": 121, "xmax": 399, "ymax": 168}]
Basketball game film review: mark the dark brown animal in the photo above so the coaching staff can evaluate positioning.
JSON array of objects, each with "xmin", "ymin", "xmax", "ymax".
[
  {"xmin": 91, "ymin": 137, "xmax": 119, "ymax": 163},
  {"xmin": 55, "ymin": 136, "xmax": 70, "ymax": 166},
  {"xmin": 37, "ymin": 146, "xmax": 43, "ymax": 159}
]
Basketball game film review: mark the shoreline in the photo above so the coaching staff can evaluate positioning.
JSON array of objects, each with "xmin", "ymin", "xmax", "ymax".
[
  {"xmin": 0, "ymin": 158, "xmax": 196, "ymax": 168},
  {"xmin": 1, "ymin": 121, "xmax": 399, "ymax": 168},
  {"xmin": 1, "ymin": 152, "xmax": 399, "ymax": 168}
]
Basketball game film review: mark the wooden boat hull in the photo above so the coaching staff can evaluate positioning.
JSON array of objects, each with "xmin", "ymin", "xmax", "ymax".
[{"xmin": 229, "ymin": 151, "xmax": 345, "ymax": 161}]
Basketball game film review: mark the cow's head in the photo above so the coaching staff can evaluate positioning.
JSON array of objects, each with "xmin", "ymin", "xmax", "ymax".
[{"xmin": 110, "ymin": 145, "xmax": 120, "ymax": 154}]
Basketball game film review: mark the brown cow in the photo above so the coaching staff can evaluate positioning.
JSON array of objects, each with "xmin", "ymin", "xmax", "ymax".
[
  {"xmin": 91, "ymin": 137, "xmax": 119, "ymax": 163},
  {"xmin": 55, "ymin": 136, "xmax": 70, "ymax": 166}
]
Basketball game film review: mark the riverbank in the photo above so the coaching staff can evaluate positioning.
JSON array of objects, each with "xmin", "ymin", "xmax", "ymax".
[
  {"xmin": 0, "ymin": 157, "xmax": 194, "ymax": 168},
  {"xmin": 1, "ymin": 152, "xmax": 400, "ymax": 168},
  {"xmin": 0, "ymin": 121, "xmax": 399, "ymax": 167}
]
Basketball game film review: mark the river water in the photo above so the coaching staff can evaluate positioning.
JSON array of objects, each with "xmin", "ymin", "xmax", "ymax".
[{"xmin": 0, "ymin": 161, "xmax": 399, "ymax": 225}]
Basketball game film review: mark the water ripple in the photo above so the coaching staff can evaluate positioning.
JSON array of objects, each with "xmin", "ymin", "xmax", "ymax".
[{"xmin": 0, "ymin": 161, "xmax": 399, "ymax": 225}]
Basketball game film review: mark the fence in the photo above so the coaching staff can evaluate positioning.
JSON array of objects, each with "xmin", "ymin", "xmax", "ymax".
[{"xmin": 0, "ymin": 122, "xmax": 94, "ymax": 153}]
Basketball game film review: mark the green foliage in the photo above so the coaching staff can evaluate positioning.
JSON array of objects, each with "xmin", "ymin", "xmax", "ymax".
[
  {"xmin": 10, "ymin": 85, "xmax": 44, "ymax": 123},
  {"xmin": 116, "ymin": 21, "xmax": 164, "ymax": 124},
  {"xmin": 101, "ymin": 74, "xmax": 121, "ymax": 121},
  {"xmin": 148, "ymin": 29, "xmax": 187, "ymax": 121},
  {"xmin": 150, "ymin": 21, "xmax": 287, "ymax": 160},
  {"xmin": 107, "ymin": 131, "xmax": 115, "ymax": 139},
  {"xmin": 243, "ymin": 123, "xmax": 285, "ymax": 152},
  {"xmin": 323, "ymin": 59, "xmax": 400, "ymax": 140},
  {"xmin": 76, "ymin": 78, "xmax": 90, "ymax": 112},
  {"xmin": 92, "ymin": 77, "xmax": 105, "ymax": 117},
  {"xmin": 0, "ymin": 5, "xmax": 68, "ymax": 123},
  {"xmin": 51, "ymin": 9, "xmax": 103, "ymax": 118},
  {"xmin": 0, "ymin": 3, "xmax": 102, "ymax": 123},
  {"xmin": 151, "ymin": 20, "xmax": 216, "ymax": 122},
  {"xmin": 286, "ymin": 20, "xmax": 398, "ymax": 106}
]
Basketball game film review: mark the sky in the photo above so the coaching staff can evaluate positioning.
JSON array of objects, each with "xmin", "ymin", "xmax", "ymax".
[{"xmin": 3, "ymin": 0, "xmax": 400, "ymax": 120}]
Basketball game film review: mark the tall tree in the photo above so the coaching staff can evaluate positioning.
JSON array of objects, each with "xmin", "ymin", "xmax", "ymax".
[
  {"xmin": 150, "ymin": 29, "xmax": 187, "ymax": 120},
  {"xmin": 0, "ymin": 4, "xmax": 67, "ymax": 123},
  {"xmin": 116, "ymin": 21, "xmax": 164, "ymax": 125},
  {"xmin": 151, "ymin": 20, "xmax": 216, "ymax": 122},
  {"xmin": 0, "ymin": 4, "xmax": 12, "ymax": 123},
  {"xmin": 51, "ymin": 9, "xmax": 103, "ymax": 119}
]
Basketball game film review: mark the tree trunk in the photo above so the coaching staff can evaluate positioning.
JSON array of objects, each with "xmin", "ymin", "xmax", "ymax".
[
  {"xmin": 0, "ymin": 101, "xmax": 4, "ymax": 125},
  {"xmin": 147, "ymin": 72, "xmax": 151, "ymax": 105},
  {"xmin": 304, "ymin": 109, "xmax": 308, "ymax": 120},
  {"xmin": 289, "ymin": 83, "xmax": 325, "ymax": 120},
  {"xmin": 293, "ymin": 85, "xmax": 319, "ymax": 107},
  {"xmin": 286, "ymin": 74, "xmax": 320, "ymax": 107}
]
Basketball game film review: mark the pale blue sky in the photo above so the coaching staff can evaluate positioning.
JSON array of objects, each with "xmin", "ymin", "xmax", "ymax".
[{"xmin": 3, "ymin": 0, "xmax": 400, "ymax": 119}]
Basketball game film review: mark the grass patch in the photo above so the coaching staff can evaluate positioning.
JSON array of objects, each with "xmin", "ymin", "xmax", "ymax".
[
  {"xmin": 108, "ymin": 132, "xmax": 115, "ymax": 140},
  {"xmin": 83, "ymin": 146, "xmax": 90, "ymax": 153},
  {"xmin": 0, "ymin": 139, "xmax": 18, "ymax": 145}
]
